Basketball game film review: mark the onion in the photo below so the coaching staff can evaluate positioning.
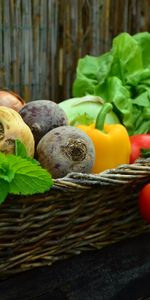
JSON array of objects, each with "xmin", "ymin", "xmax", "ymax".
[{"xmin": 0, "ymin": 89, "xmax": 25, "ymax": 112}]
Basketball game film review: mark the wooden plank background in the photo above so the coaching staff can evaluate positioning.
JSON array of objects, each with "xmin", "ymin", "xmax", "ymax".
[{"xmin": 0, "ymin": 0, "xmax": 150, "ymax": 103}]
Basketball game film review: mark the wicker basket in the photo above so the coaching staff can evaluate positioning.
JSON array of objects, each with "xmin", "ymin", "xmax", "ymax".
[{"xmin": 0, "ymin": 158, "xmax": 150, "ymax": 278}]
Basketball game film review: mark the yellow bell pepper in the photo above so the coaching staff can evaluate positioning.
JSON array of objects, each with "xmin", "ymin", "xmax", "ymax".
[{"xmin": 77, "ymin": 103, "xmax": 131, "ymax": 174}]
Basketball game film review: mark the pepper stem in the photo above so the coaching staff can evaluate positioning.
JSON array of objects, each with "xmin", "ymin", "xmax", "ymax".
[{"xmin": 95, "ymin": 103, "xmax": 113, "ymax": 130}]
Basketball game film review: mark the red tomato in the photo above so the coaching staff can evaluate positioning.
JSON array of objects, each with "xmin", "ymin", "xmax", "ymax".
[
  {"xmin": 139, "ymin": 183, "xmax": 150, "ymax": 223},
  {"xmin": 129, "ymin": 134, "xmax": 150, "ymax": 164}
]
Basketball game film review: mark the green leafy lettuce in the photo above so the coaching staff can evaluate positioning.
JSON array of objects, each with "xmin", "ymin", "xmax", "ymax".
[{"xmin": 73, "ymin": 32, "xmax": 150, "ymax": 135}]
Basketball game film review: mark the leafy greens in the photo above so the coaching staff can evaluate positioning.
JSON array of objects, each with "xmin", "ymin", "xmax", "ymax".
[
  {"xmin": 0, "ymin": 140, "xmax": 53, "ymax": 205},
  {"xmin": 73, "ymin": 32, "xmax": 150, "ymax": 135}
]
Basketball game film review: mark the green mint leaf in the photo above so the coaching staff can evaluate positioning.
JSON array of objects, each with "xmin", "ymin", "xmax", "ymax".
[
  {"xmin": 15, "ymin": 139, "xmax": 28, "ymax": 158},
  {"xmin": 25, "ymin": 157, "xmax": 40, "ymax": 165},
  {"xmin": 141, "ymin": 148, "xmax": 150, "ymax": 158},
  {"xmin": 0, "ymin": 151, "xmax": 7, "ymax": 162},
  {"xmin": 7, "ymin": 155, "xmax": 53, "ymax": 195},
  {"xmin": 0, "ymin": 179, "xmax": 9, "ymax": 204},
  {"xmin": 0, "ymin": 163, "xmax": 15, "ymax": 182},
  {"xmin": 15, "ymin": 140, "xmax": 39, "ymax": 165},
  {"xmin": 0, "ymin": 153, "xmax": 15, "ymax": 182}
]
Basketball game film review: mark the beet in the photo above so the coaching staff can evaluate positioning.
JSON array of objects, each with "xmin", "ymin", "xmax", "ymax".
[
  {"xmin": 19, "ymin": 100, "xmax": 68, "ymax": 145},
  {"xmin": 36, "ymin": 125, "xmax": 95, "ymax": 178}
]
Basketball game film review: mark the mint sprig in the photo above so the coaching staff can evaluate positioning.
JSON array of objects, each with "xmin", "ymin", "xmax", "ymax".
[
  {"xmin": 0, "ymin": 140, "xmax": 53, "ymax": 205},
  {"xmin": 15, "ymin": 139, "xmax": 28, "ymax": 158}
]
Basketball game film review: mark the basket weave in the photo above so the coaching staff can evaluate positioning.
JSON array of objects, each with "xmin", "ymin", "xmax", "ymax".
[{"xmin": 0, "ymin": 158, "xmax": 150, "ymax": 278}]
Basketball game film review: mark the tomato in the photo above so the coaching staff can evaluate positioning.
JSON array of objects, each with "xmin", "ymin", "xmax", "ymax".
[
  {"xmin": 129, "ymin": 134, "xmax": 150, "ymax": 164},
  {"xmin": 139, "ymin": 183, "xmax": 150, "ymax": 223}
]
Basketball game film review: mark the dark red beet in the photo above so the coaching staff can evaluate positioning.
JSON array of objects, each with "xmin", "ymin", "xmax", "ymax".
[
  {"xmin": 36, "ymin": 125, "xmax": 95, "ymax": 178},
  {"xmin": 19, "ymin": 100, "xmax": 68, "ymax": 145}
]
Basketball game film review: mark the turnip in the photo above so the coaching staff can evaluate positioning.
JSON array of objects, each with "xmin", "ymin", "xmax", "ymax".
[{"xmin": 0, "ymin": 106, "xmax": 35, "ymax": 157}]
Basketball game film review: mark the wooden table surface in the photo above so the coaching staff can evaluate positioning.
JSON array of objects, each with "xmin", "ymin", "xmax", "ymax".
[{"xmin": 1, "ymin": 233, "xmax": 150, "ymax": 300}]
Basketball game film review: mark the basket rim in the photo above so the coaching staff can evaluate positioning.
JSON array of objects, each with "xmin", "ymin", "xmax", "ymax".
[{"xmin": 53, "ymin": 157, "xmax": 150, "ymax": 189}]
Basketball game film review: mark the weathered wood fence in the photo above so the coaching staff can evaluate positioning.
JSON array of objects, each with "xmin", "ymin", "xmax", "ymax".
[{"xmin": 0, "ymin": 0, "xmax": 150, "ymax": 102}]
